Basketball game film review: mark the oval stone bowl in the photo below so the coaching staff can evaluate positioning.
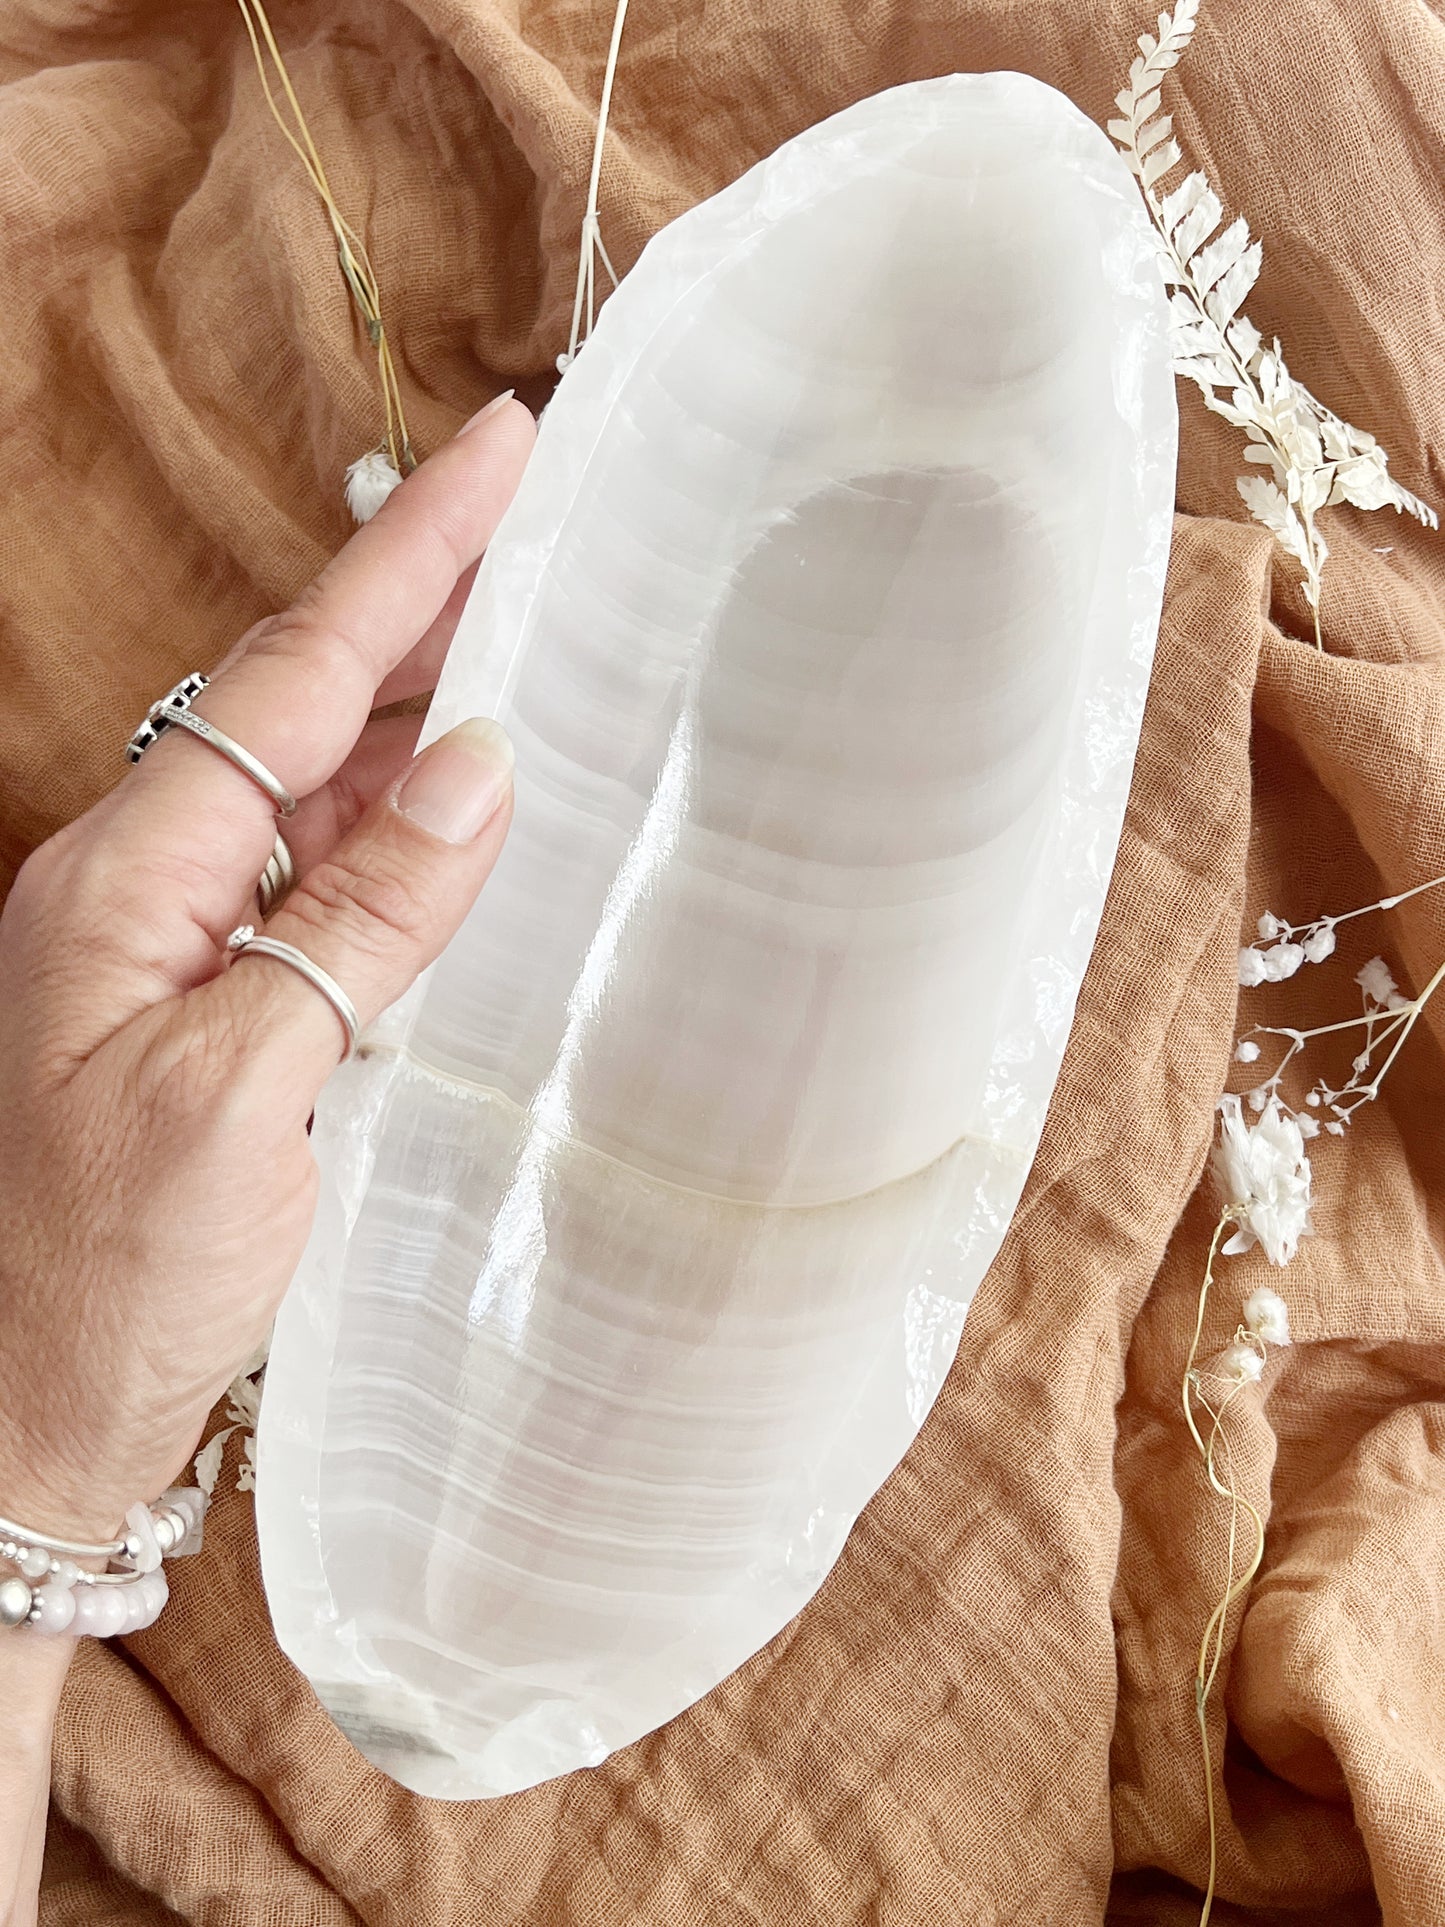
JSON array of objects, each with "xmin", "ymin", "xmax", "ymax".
[{"xmin": 258, "ymin": 69, "xmax": 1176, "ymax": 1799}]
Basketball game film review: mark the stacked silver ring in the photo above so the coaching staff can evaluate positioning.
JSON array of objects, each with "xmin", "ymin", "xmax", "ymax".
[
  {"xmin": 256, "ymin": 834, "xmax": 297, "ymax": 918},
  {"xmin": 126, "ymin": 672, "xmax": 298, "ymax": 918},
  {"xmin": 129, "ymin": 672, "xmax": 362, "ymax": 1067}
]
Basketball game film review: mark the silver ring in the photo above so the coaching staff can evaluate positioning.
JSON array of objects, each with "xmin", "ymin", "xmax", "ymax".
[
  {"xmin": 225, "ymin": 925, "xmax": 358, "ymax": 1062},
  {"xmin": 256, "ymin": 831, "xmax": 297, "ymax": 918},
  {"xmin": 126, "ymin": 673, "xmax": 297, "ymax": 817}
]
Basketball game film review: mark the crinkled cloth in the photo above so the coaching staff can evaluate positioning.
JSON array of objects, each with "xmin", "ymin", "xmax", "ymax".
[{"xmin": 1, "ymin": 0, "xmax": 1442, "ymax": 1919}]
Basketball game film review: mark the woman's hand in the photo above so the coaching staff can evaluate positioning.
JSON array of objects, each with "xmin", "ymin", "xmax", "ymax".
[{"xmin": 0, "ymin": 396, "xmax": 533, "ymax": 1547}]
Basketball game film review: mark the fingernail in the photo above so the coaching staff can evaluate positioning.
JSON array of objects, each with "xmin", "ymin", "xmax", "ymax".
[
  {"xmin": 457, "ymin": 390, "xmax": 516, "ymax": 436},
  {"xmin": 398, "ymin": 718, "xmax": 514, "ymax": 843}
]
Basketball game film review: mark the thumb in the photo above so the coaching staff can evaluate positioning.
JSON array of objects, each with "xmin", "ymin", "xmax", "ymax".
[{"xmin": 208, "ymin": 716, "xmax": 514, "ymax": 1102}]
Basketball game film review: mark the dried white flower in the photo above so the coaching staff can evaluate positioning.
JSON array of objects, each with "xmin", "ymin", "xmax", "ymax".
[
  {"xmin": 1257, "ymin": 912, "xmax": 1280, "ymax": 941},
  {"xmin": 1238, "ymin": 946, "xmax": 1268, "ymax": 987},
  {"xmin": 1302, "ymin": 925, "xmax": 1337, "ymax": 964},
  {"xmin": 344, "ymin": 449, "xmax": 404, "ymax": 524},
  {"xmin": 191, "ymin": 1349, "xmax": 268, "ymax": 1499},
  {"xmin": 192, "ymin": 1427, "xmax": 235, "ymax": 1499},
  {"xmin": 1235, "ymin": 1039, "xmax": 1261, "ymax": 1063},
  {"xmin": 1263, "ymin": 942, "xmax": 1305, "ymax": 982},
  {"xmin": 1212, "ymin": 1093, "xmax": 1314, "ymax": 1266},
  {"xmin": 1242, "ymin": 1284, "xmax": 1292, "ymax": 1346},
  {"xmin": 1357, "ymin": 956, "xmax": 1399, "ymax": 1007},
  {"xmin": 1110, "ymin": 2, "xmax": 1436, "ymax": 646},
  {"xmin": 1219, "ymin": 1341, "xmax": 1265, "ymax": 1383}
]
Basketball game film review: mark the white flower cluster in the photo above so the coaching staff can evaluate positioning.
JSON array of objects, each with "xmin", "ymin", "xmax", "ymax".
[
  {"xmin": 1216, "ymin": 1285, "xmax": 1292, "ymax": 1386},
  {"xmin": 1293, "ymin": 958, "xmax": 1416, "ymax": 1136},
  {"xmin": 1212, "ymin": 1094, "xmax": 1314, "ymax": 1267},
  {"xmin": 1238, "ymin": 909, "xmax": 1336, "ymax": 986},
  {"xmin": 1234, "ymin": 937, "xmax": 1423, "ymax": 1143},
  {"xmin": 1357, "ymin": 956, "xmax": 1407, "ymax": 1010},
  {"xmin": 1209, "ymin": 872, "xmax": 1443, "ymax": 1405},
  {"xmin": 1242, "ymin": 1285, "xmax": 1291, "ymax": 1346}
]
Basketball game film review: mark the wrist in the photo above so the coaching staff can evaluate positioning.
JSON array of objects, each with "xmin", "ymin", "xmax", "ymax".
[
  {"xmin": 0, "ymin": 1626, "xmax": 70, "ymax": 1927},
  {"xmin": 0, "ymin": 1622, "xmax": 72, "ymax": 1720},
  {"xmin": 0, "ymin": 1407, "xmax": 198, "ymax": 1548}
]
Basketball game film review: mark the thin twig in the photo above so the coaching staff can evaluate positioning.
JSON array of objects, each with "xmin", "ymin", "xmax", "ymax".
[
  {"xmin": 1181, "ymin": 1210, "xmax": 1268, "ymax": 1927},
  {"xmin": 235, "ymin": 0, "xmax": 414, "ymax": 472},
  {"xmin": 562, "ymin": 0, "xmax": 631, "ymax": 367}
]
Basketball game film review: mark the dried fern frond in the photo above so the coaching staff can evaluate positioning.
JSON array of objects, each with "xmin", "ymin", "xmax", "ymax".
[
  {"xmin": 1110, "ymin": 1, "xmax": 1437, "ymax": 645},
  {"xmin": 193, "ymin": 1342, "xmax": 269, "ymax": 1499}
]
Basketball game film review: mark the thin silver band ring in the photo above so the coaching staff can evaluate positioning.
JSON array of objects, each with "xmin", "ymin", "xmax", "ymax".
[
  {"xmin": 225, "ymin": 925, "xmax": 358, "ymax": 1062},
  {"xmin": 155, "ymin": 707, "xmax": 297, "ymax": 816},
  {"xmin": 256, "ymin": 832, "xmax": 297, "ymax": 918},
  {"xmin": 125, "ymin": 672, "xmax": 297, "ymax": 817}
]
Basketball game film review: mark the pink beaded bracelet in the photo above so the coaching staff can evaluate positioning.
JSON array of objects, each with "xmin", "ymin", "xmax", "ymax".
[{"xmin": 0, "ymin": 1487, "xmax": 208, "ymax": 1637}]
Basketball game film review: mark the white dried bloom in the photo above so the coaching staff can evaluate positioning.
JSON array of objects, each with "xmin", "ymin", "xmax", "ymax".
[
  {"xmin": 1257, "ymin": 913, "xmax": 1280, "ymax": 941},
  {"xmin": 1263, "ymin": 942, "xmax": 1305, "ymax": 982},
  {"xmin": 344, "ymin": 449, "xmax": 404, "ymax": 524},
  {"xmin": 1219, "ymin": 1341, "xmax": 1265, "ymax": 1383},
  {"xmin": 1302, "ymin": 925, "xmax": 1337, "ymax": 964},
  {"xmin": 1238, "ymin": 947, "xmax": 1268, "ymax": 987},
  {"xmin": 192, "ymin": 1427, "xmax": 236, "ymax": 1498},
  {"xmin": 1242, "ymin": 1284, "xmax": 1292, "ymax": 1346},
  {"xmin": 1213, "ymin": 1093, "xmax": 1314, "ymax": 1266},
  {"xmin": 1235, "ymin": 1039, "xmax": 1261, "ymax": 1063},
  {"xmin": 1357, "ymin": 956, "xmax": 1399, "ymax": 1007}
]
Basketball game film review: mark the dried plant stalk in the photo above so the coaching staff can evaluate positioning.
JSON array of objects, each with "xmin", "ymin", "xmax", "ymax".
[
  {"xmin": 235, "ymin": 0, "xmax": 415, "ymax": 511},
  {"xmin": 558, "ymin": 0, "xmax": 631, "ymax": 370},
  {"xmin": 1185, "ymin": 869, "xmax": 1445, "ymax": 1925}
]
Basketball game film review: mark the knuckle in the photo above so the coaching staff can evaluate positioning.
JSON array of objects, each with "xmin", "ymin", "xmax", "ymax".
[
  {"xmin": 244, "ymin": 605, "xmax": 347, "ymax": 679},
  {"xmin": 289, "ymin": 852, "xmax": 432, "ymax": 957},
  {"xmin": 6, "ymin": 836, "xmax": 65, "ymax": 922},
  {"xmin": 239, "ymin": 601, "xmax": 382, "ymax": 706},
  {"xmin": 10, "ymin": 821, "xmax": 132, "ymax": 929}
]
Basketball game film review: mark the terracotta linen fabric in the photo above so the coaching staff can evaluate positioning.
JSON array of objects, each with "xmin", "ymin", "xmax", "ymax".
[{"xmin": 0, "ymin": 0, "xmax": 1442, "ymax": 1917}]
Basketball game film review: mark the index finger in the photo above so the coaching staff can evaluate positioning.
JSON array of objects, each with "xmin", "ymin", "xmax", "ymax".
[{"xmin": 118, "ymin": 400, "xmax": 533, "ymax": 921}]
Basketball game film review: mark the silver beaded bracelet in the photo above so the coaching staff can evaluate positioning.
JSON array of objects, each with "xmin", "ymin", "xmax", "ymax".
[{"xmin": 0, "ymin": 1487, "xmax": 208, "ymax": 1638}]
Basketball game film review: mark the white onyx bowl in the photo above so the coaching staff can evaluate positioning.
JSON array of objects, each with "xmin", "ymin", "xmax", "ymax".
[{"xmin": 258, "ymin": 70, "xmax": 1176, "ymax": 1799}]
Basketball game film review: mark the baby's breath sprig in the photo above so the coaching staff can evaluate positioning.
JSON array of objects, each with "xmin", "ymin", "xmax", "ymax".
[
  {"xmin": 1182, "ymin": 868, "xmax": 1444, "ymax": 1924},
  {"xmin": 235, "ymin": 0, "xmax": 415, "ymax": 521},
  {"xmin": 1234, "ymin": 871, "xmax": 1445, "ymax": 1137},
  {"xmin": 1110, "ymin": 2, "xmax": 1437, "ymax": 646}
]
